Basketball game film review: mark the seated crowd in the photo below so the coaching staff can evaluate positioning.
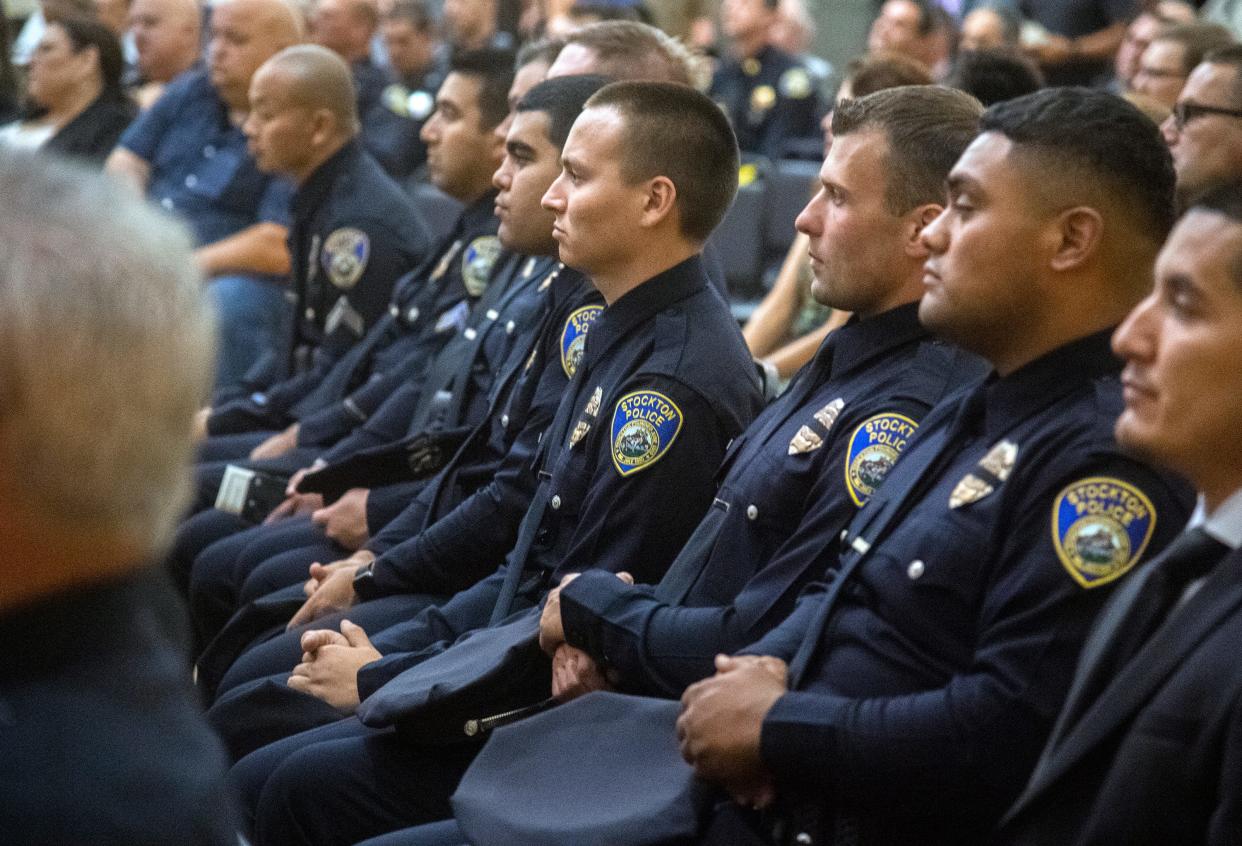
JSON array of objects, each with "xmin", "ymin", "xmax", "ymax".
[{"xmin": 5, "ymin": 0, "xmax": 1242, "ymax": 845}]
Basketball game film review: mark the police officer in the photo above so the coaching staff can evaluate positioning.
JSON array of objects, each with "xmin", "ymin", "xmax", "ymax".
[
  {"xmin": 106, "ymin": 0, "xmax": 303, "ymax": 393},
  {"xmin": 670, "ymin": 88, "xmax": 1194, "ymax": 845},
  {"xmin": 710, "ymin": 0, "xmax": 820, "ymax": 160},
  {"xmin": 538, "ymin": 87, "xmax": 988, "ymax": 703},
  {"xmin": 245, "ymin": 45, "xmax": 432, "ymax": 385},
  {"xmin": 228, "ymin": 81, "xmax": 764, "ymax": 846}
]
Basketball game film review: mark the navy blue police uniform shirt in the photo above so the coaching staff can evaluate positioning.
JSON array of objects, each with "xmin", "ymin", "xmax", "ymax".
[
  {"xmin": 357, "ymin": 255, "xmax": 765, "ymax": 689},
  {"xmin": 709, "ymin": 45, "xmax": 821, "ymax": 161},
  {"xmin": 730, "ymin": 330, "xmax": 1193, "ymax": 845},
  {"xmin": 357, "ymin": 267, "xmax": 602, "ymax": 595},
  {"xmin": 360, "ymin": 66, "xmax": 443, "ymax": 180},
  {"xmin": 204, "ymin": 193, "xmax": 500, "ymax": 441},
  {"xmin": 557, "ymin": 303, "xmax": 988, "ymax": 697},
  {"xmin": 284, "ymin": 138, "xmax": 432, "ymax": 378},
  {"xmin": 118, "ymin": 68, "xmax": 293, "ymax": 248}
]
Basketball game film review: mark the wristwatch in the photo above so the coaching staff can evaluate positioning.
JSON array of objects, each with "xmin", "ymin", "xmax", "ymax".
[{"xmin": 352, "ymin": 560, "xmax": 383, "ymax": 601}]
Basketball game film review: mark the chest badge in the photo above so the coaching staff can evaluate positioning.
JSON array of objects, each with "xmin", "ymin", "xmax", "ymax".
[
  {"xmin": 1052, "ymin": 477, "xmax": 1156, "ymax": 589},
  {"xmin": 844, "ymin": 412, "xmax": 919, "ymax": 506},
  {"xmin": 560, "ymin": 305, "xmax": 603, "ymax": 378},
  {"xmin": 788, "ymin": 398, "xmax": 846, "ymax": 455},
  {"xmin": 322, "ymin": 228, "xmax": 369, "ymax": 290},
  {"xmin": 949, "ymin": 439, "xmax": 1018, "ymax": 509},
  {"xmin": 569, "ymin": 386, "xmax": 603, "ymax": 448},
  {"xmin": 611, "ymin": 390, "xmax": 683, "ymax": 476},
  {"xmin": 461, "ymin": 235, "xmax": 502, "ymax": 297}
]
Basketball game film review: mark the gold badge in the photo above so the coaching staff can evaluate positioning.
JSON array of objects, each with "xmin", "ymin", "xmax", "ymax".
[
  {"xmin": 949, "ymin": 439, "xmax": 1019, "ymax": 509},
  {"xmin": 750, "ymin": 85, "xmax": 776, "ymax": 112},
  {"xmin": 779, "ymin": 67, "xmax": 812, "ymax": 99},
  {"xmin": 788, "ymin": 426, "xmax": 823, "ymax": 455},
  {"xmin": 743, "ymin": 57, "xmax": 761, "ymax": 76},
  {"xmin": 538, "ymin": 263, "xmax": 563, "ymax": 292}
]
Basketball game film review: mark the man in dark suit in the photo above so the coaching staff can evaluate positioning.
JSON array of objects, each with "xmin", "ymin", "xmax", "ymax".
[{"xmin": 995, "ymin": 183, "xmax": 1242, "ymax": 846}]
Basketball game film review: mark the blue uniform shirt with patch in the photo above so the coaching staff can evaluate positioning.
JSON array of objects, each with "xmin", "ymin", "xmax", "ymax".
[
  {"xmin": 558, "ymin": 304, "xmax": 988, "ymax": 697},
  {"xmin": 733, "ymin": 330, "xmax": 1193, "ymax": 846},
  {"xmin": 119, "ymin": 68, "xmax": 293, "ymax": 247}
]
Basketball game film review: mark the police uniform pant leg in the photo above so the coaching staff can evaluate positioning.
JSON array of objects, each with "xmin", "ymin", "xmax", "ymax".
[
  {"xmin": 253, "ymin": 726, "xmax": 480, "ymax": 846},
  {"xmin": 206, "ymin": 273, "xmax": 288, "ymax": 397},
  {"xmin": 211, "ymin": 673, "xmax": 350, "ymax": 762},
  {"xmin": 188, "ymin": 520, "xmax": 288, "ymax": 653},
  {"xmin": 166, "ymin": 507, "xmax": 248, "ymax": 606},
  {"xmin": 230, "ymin": 715, "xmax": 370, "ymax": 833},
  {"xmin": 237, "ymin": 540, "xmax": 345, "ymax": 606},
  {"xmin": 353, "ymin": 819, "xmax": 468, "ymax": 846},
  {"xmin": 217, "ymin": 593, "xmax": 447, "ymax": 697},
  {"xmin": 199, "ymin": 431, "xmax": 274, "ymax": 463},
  {"xmin": 367, "ymin": 570, "xmax": 510, "ymax": 656}
]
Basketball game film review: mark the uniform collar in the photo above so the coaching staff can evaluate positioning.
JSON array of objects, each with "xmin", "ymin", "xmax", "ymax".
[
  {"xmin": 292, "ymin": 138, "xmax": 363, "ymax": 221},
  {"xmin": 978, "ymin": 329, "xmax": 1120, "ymax": 440},
  {"xmin": 828, "ymin": 301, "xmax": 928, "ymax": 379},
  {"xmin": 1189, "ymin": 489, "xmax": 1242, "ymax": 550},
  {"xmin": 581, "ymin": 254, "xmax": 707, "ymax": 367}
]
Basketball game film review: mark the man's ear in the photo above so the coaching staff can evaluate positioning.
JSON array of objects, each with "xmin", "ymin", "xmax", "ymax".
[
  {"xmin": 639, "ymin": 175, "xmax": 678, "ymax": 229},
  {"xmin": 310, "ymin": 109, "xmax": 337, "ymax": 148},
  {"xmin": 1049, "ymin": 206, "xmax": 1104, "ymax": 273},
  {"xmin": 903, "ymin": 203, "xmax": 942, "ymax": 258}
]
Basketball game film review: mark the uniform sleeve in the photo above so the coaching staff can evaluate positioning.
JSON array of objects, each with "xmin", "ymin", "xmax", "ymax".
[
  {"xmin": 256, "ymin": 176, "xmax": 293, "ymax": 227},
  {"xmin": 117, "ymin": 77, "xmax": 182, "ymax": 160},
  {"xmin": 315, "ymin": 380, "xmax": 425, "ymax": 461},
  {"xmin": 551, "ymin": 376, "xmax": 732, "ymax": 587},
  {"xmin": 758, "ymin": 454, "xmax": 1191, "ymax": 820}
]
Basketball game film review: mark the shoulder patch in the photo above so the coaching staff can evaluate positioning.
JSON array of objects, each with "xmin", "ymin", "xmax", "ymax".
[
  {"xmin": 1052, "ymin": 477, "xmax": 1156, "ymax": 589},
  {"xmin": 844, "ymin": 413, "xmax": 919, "ymax": 506},
  {"xmin": 560, "ymin": 305, "xmax": 603, "ymax": 378},
  {"xmin": 322, "ymin": 228, "xmax": 369, "ymax": 289},
  {"xmin": 461, "ymin": 235, "xmax": 502, "ymax": 297},
  {"xmin": 611, "ymin": 390, "xmax": 683, "ymax": 476},
  {"xmin": 779, "ymin": 67, "xmax": 812, "ymax": 99}
]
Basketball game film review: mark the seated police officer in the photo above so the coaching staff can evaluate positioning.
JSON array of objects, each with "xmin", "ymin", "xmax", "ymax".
[
  {"xmin": 995, "ymin": 182, "xmax": 1242, "ymax": 845},
  {"xmin": 230, "ymin": 81, "xmax": 764, "ymax": 846},
  {"xmin": 0, "ymin": 151, "xmax": 234, "ymax": 845},
  {"xmin": 107, "ymin": 0, "xmax": 302, "ymax": 393},
  {"xmin": 670, "ymin": 87, "xmax": 1193, "ymax": 845},
  {"xmin": 244, "ymin": 44, "xmax": 431, "ymax": 396}
]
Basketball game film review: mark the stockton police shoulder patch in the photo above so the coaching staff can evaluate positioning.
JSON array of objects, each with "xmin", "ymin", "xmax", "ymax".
[
  {"xmin": 611, "ymin": 390, "xmax": 683, "ymax": 476},
  {"xmin": 844, "ymin": 413, "xmax": 919, "ymax": 506},
  {"xmin": 1052, "ymin": 477, "xmax": 1156, "ymax": 588},
  {"xmin": 322, "ymin": 228, "xmax": 369, "ymax": 289},
  {"xmin": 461, "ymin": 235, "xmax": 502, "ymax": 297},
  {"xmin": 560, "ymin": 305, "xmax": 603, "ymax": 377}
]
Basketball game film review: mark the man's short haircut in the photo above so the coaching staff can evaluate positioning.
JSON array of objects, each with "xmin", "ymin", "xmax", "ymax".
[
  {"xmin": 1153, "ymin": 22, "xmax": 1235, "ymax": 74},
  {"xmin": 449, "ymin": 47, "xmax": 517, "ymax": 129},
  {"xmin": 385, "ymin": 0, "xmax": 433, "ymax": 31},
  {"xmin": 561, "ymin": 21, "xmax": 694, "ymax": 85},
  {"xmin": 1187, "ymin": 180, "xmax": 1242, "ymax": 289},
  {"xmin": 945, "ymin": 48, "xmax": 1044, "ymax": 106},
  {"xmin": 980, "ymin": 87, "xmax": 1177, "ymax": 240},
  {"xmin": 264, "ymin": 44, "xmax": 360, "ymax": 133},
  {"xmin": 1199, "ymin": 44, "xmax": 1242, "ymax": 110},
  {"xmin": 0, "ymin": 151, "xmax": 214, "ymax": 554},
  {"xmin": 832, "ymin": 85, "xmax": 983, "ymax": 214},
  {"xmin": 516, "ymin": 74, "xmax": 610, "ymax": 148},
  {"xmin": 585, "ymin": 81, "xmax": 738, "ymax": 242},
  {"xmin": 517, "ymin": 35, "xmax": 563, "ymax": 69},
  {"xmin": 844, "ymin": 51, "xmax": 932, "ymax": 96}
]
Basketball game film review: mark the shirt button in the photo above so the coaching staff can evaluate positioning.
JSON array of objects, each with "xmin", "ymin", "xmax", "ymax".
[
  {"xmin": 406, "ymin": 306, "xmax": 419, "ymax": 322},
  {"xmin": 389, "ymin": 305, "xmax": 399, "ymax": 317},
  {"xmin": 500, "ymin": 414, "xmax": 510, "ymax": 428},
  {"xmin": 746, "ymin": 504, "xmax": 759, "ymax": 520},
  {"xmin": 463, "ymin": 327, "xmax": 477, "ymax": 340},
  {"xmin": 184, "ymin": 173, "xmax": 198, "ymax": 188},
  {"xmin": 160, "ymin": 197, "xmax": 174, "ymax": 210},
  {"xmin": 203, "ymin": 144, "xmax": 216, "ymax": 158},
  {"xmin": 907, "ymin": 559, "xmax": 925, "ymax": 580},
  {"xmin": 550, "ymin": 495, "xmax": 562, "ymax": 510},
  {"xmin": 304, "ymin": 307, "xmax": 315, "ymax": 320},
  {"xmin": 795, "ymin": 834, "xmax": 813, "ymax": 845},
  {"xmin": 506, "ymin": 320, "xmax": 516, "ymax": 334}
]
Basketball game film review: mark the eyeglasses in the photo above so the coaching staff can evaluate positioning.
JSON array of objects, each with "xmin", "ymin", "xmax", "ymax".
[{"xmin": 1171, "ymin": 100, "xmax": 1242, "ymax": 130}]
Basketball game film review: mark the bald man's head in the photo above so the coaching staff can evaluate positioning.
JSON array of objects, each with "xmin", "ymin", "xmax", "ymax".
[
  {"xmin": 207, "ymin": 0, "xmax": 304, "ymax": 108},
  {"xmin": 128, "ymin": 0, "xmax": 201, "ymax": 82},
  {"xmin": 245, "ymin": 44, "xmax": 357, "ymax": 181}
]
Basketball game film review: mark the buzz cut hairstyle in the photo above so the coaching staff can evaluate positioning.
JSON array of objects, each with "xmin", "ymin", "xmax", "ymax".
[
  {"xmin": 448, "ymin": 47, "xmax": 517, "ymax": 130},
  {"xmin": 265, "ymin": 44, "xmax": 360, "ymax": 134},
  {"xmin": 1187, "ymin": 181, "xmax": 1242, "ymax": 289},
  {"xmin": 562, "ymin": 21, "xmax": 695, "ymax": 86},
  {"xmin": 831, "ymin": 85, "xmax": 984, "ymax": 214},
  {"xmin": 515, "ymin": 74, "xmax": 611, "ymax": 149},
  {"xmin": 584, "ymin": 80, "xmax": 739, "ymax": 243},
  {"xmin": 979, "ymin": 86, "xmax": 1177, "ymax": 241},
  {"xmin": 517, "ymin": 35, "xmax": 563, "ymax": 70}
]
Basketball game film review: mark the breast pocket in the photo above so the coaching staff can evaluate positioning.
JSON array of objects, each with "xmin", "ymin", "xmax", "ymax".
[{"xmin": 183, "ymin": 147, "xmax": 267, "ymax": 215}]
